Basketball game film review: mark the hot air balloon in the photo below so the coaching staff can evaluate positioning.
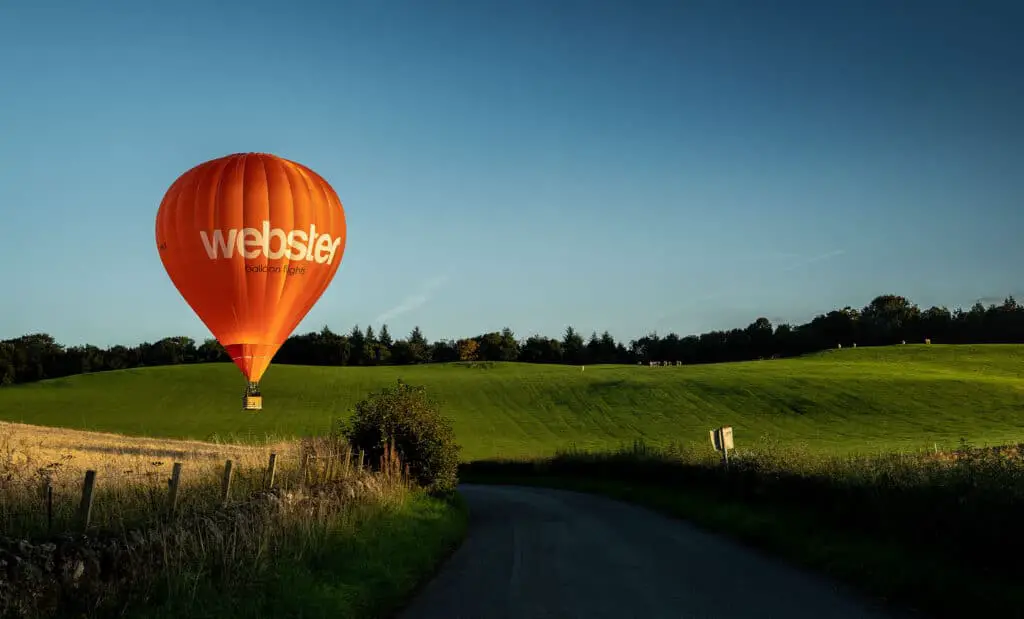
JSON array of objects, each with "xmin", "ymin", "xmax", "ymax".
[{"xmin": 155, "ymin": 153, "xmax": 347, "ymax": 410}]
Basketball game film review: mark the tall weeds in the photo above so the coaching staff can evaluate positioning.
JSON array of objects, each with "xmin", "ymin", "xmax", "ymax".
[{"xmin": 0, "ymin": 425, "xmax": 413, "ymax": 618}]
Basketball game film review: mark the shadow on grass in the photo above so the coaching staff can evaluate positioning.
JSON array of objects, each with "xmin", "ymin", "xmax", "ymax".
[{"xmin": 460, "ymin": 438, "xmax": 1024, "ymax": 619}]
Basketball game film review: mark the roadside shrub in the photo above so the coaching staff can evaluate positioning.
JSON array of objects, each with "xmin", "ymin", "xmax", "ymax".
[{"xmin": 339, "ymin": 380, "xmax": 461, "ymax": 494}]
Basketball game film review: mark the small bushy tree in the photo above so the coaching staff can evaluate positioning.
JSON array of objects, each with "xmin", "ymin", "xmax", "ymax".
[{"xmin": 339, "ymin": 380, "xmax": 460, "ymax": 494}]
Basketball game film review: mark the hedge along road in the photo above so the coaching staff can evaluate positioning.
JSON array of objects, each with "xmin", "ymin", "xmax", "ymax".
[{"xmin": 399, "ymin": 485, "xmax": 903, "ymax": 619}]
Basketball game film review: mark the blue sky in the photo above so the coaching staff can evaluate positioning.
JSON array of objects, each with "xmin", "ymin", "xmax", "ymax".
[{"xmin": 1, "ymin": 0, "xmax": 1021, "ymax": 347}]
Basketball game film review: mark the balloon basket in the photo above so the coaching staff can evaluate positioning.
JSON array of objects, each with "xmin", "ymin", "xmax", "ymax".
[
  {"xmin": 243, "ymin": 395, "xmax": 263, "ymax": 411},
  {"xmin": 243, "ymin": 382, "xmax": 262, "ymax": 411}
]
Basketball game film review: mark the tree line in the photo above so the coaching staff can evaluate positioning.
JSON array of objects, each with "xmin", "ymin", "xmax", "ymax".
[{"xmin": 3, "ymin": 293, "xmax": 1024, "ymax": 387}]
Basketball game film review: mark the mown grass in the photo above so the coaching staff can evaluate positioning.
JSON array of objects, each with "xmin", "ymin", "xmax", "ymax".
[
  {"xmin": 4, "ymin": 344, "xmax": 1024, "ymax": 616},
  {"xmin": 2, "ymin": 345, "xmax": 1024, "ymax": 459},
  {"xmin": 461, "ymin": 438, "xmax": 1024, "ymax": 619},
  {"xmin": 0, "ymin": 424, "xmax": 467, "ymax": 619}
]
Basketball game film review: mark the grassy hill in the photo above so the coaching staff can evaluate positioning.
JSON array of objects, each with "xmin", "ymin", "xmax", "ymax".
[{"xmin": 1, "ymin": 344, "xmax": 1023, "ymax": 460}]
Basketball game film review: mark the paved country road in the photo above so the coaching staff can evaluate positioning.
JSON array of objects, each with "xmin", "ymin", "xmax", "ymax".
[{"xmin": 399, "ymin": 484, "xmax": 905, "ymax": 619}]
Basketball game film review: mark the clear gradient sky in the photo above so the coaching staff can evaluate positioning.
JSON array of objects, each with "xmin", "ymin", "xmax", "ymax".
[{"xmin": 1, "ymin": 0, "xmax": 1022, "ymax": 347}]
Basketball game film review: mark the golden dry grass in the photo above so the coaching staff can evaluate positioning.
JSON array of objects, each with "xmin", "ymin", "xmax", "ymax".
[
  {"xmin": 0, "ymin": 420, "xmax": 296, "ymax": 476},
  {"xmin": 0, "ymin": 421, "xmax": 319, "ymax": 535},
  {"xmin": 0, "ymin": 422, "xmax": 440, "ymax": 619}
]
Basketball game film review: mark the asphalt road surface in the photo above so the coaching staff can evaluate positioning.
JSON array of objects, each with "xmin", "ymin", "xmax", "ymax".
[{"xmin": 399, "ymin": 484, "xmax": 903, "ymax": 619}]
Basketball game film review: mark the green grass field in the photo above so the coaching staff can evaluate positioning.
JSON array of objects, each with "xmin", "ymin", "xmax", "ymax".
[{"xmin": 2, "ymin": 344, "xmax": 1023, "ymax": 460}]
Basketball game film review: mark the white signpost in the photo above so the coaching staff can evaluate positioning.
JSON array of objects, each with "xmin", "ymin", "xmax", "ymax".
[{"xmin": 709, "ymin": 426, "xmax": 734, "ymax": 465}]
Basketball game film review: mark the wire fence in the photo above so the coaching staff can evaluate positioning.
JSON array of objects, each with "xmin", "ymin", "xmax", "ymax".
[{"xmin": 0, "ymin": 438, "xmax": 406, "ymax": 537}]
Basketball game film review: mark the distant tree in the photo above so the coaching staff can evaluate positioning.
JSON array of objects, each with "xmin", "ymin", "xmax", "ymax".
[
  {"xmin": 390, "ymin": 339, "xmax": 412, "ymax": 365},
  {"xmin": 562, "ymin": 326, "xmax": 585, "ymax": 364},
  {"xmin": 520, "ymin": 335, "xmax": 561, "ymax": 363},
  {"xmin": 364, "ymin": 325, "xmax": 379, "ymax": 364},
  {"xmin": 431, "ymin": 339, "xmax": 459, "ymax": 362},
  {"xmin": 408, "ymin": 326, "xmax": 431, "ymax": 363},
  {"xmin": 598, "ymin": 331, "xmax": 618, "ymax": 363},
  {"xmin": 585, "ymin": 331, "xmax": 600, "ymax": 364},
  {"xmin": 146, "ymin": 337, "xmax": 195, "ymax": 365},
  {"xmin": 379, "ymin": 324, "xmax": 393, "ymax": 349},
  {"xmin": 499, "ymin": 327, "xmax": 520, "ymax": 361},
  {"xmin": 920, "ymin": 306, "xmax": 951, "ymax": 342},
  {"xmin": 349, "ymin": 325, "xmax": 366, "ymax": 365},
  {"xmin": 615, "ymin": 342, "xmax": 631, "ymax": 363},
  {"xmin": 861, "ymin": 295, "xmax": 920, "ymax": 344},
  {"xmin": 197, "ymin": 338, "xmax": 229, "ymax": 363},
  {"xmin": 457, "ymin": 338, "xmax": 479, "ymax": 361},
  {"xmin": 5, "ymin": 290, "xmax": 1024, "ymax": 387},
  {"xmin": 476, "ymin": 332, "xmax": 501, "ymax": 361}
]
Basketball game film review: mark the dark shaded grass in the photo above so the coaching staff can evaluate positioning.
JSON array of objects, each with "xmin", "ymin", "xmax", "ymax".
[{"xmin": 461, "ymin": 439, "xmax": 1024, "ymax": 619}]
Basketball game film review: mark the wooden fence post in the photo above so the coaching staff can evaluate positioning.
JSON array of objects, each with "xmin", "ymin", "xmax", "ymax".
[
  {"xmin": 78, "ymin": 470, "xmax": 96, "ymax": 532},
  {"xmin": 322, "ymin": 451, "xmax": 333, "ymax": 484},
  {"xmin": 167, "ymin": 462, "xmax": 182, "ymax": 516},
  {"xmin": 266, "ymin": 453, "xmax": 277, "ymax": 489},
  {"xmin": 221, "ymin": 460, "xmax": 233, "ymax": 505},
  {"xmin": 45, "ymin": 481, "xmax": 53, "ymax": 532}
]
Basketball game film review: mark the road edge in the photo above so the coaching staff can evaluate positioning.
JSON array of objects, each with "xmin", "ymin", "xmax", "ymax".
[{"xmin": 460, "ymin": 472, "xmax": 1018, "ymax": 619}]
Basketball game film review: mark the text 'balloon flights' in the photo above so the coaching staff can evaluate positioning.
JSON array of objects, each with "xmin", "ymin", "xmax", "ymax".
[{"xmin": 155, "ymin": 152, "xmax": 348, "ymax": 410}]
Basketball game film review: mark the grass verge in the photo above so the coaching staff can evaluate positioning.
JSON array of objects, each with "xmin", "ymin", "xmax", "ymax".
[
  {"xmin": 137, "ymin": 490, "xmax": 469, "ymax": 619},
  {"xmin": 461, "ymin": 442, "xmax": 1024, "ymax": 619}
]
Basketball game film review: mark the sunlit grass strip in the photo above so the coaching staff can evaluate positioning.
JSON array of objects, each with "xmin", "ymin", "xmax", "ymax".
[{"xmin": 0, "ymin": 426, "xmax": 466, "ymax": 619}]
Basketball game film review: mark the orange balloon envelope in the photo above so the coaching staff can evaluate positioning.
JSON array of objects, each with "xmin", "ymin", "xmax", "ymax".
[{"xmin": 155, "ymin": 153, "xmax": 347, "ymax": 405}]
